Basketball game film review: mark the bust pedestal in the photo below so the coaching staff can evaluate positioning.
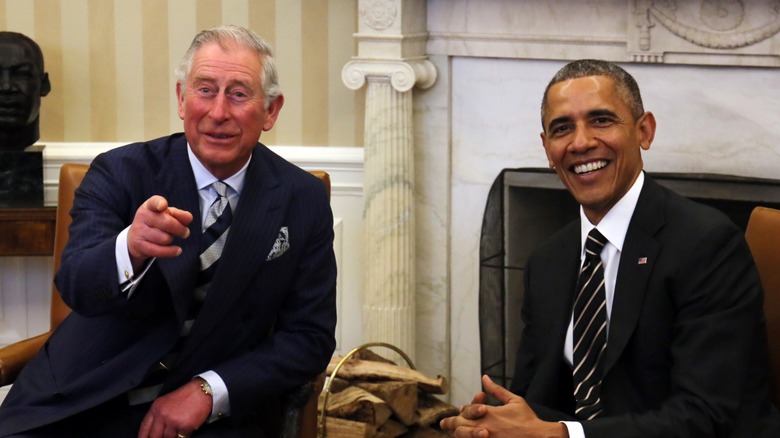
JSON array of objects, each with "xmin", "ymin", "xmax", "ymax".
[{"xmin": 0, "ymin": 145, "xmax": 44, "ymax": 207}]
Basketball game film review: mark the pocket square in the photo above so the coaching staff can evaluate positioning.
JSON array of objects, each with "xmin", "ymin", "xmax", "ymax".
[{"xmin": 267, "ymin": 226, "xmax": 290, "ymax": 261}]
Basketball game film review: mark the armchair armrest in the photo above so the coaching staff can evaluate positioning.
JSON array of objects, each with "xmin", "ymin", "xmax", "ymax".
[
  {"xmin": 280, "ymin": 373, "xmax": 325, "ymax": 438},
  {"xmin": 0, "ymin": 331, "xmax": 51, "ymax": 387}
]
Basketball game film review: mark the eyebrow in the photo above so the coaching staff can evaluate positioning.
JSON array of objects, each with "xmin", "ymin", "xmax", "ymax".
[
  {"xmin": 587, "ymin": 109, "xmax": 619, "ymax": 119},
  {"xmin": 546, "ymin": 108, "xmax": 620, "ymax": 132},
  {"xmin": 546, "ymin": 116, "xmax": 572, "ymax": 133}
]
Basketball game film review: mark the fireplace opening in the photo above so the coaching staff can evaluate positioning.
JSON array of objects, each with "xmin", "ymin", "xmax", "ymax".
[{"xmin": 479, "ymin": 167, "xmax": 780, "ymax": 390}]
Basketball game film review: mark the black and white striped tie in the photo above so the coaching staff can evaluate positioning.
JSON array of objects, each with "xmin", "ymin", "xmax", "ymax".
[{"xmin": 572, "ymin": 228, "xmax": 608, "ymax": 420}]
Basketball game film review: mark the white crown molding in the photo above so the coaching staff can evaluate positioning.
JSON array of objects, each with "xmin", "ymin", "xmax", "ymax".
[
  {"xmin": 425, "ymin": 0, "xmax": 780, "ymax": 67},
  {"xmin": 426, "ymin": 32, "xmax": 628, "ymax": 62}
]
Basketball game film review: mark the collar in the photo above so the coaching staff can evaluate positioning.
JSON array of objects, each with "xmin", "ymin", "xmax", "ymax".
[
  {"xmin": 580, "ymin": 171, "xmax": 645, "ymax": 253},
  {"xmin": 187, "ymin": 143, "xmax": 249, "ymax": 195}
]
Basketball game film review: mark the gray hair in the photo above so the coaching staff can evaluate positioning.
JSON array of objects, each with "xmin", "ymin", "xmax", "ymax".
[
  {"xmin": 541, "ymin": 59, "xmax": 644, "ymax": 129},
  {"xmin": 175, "ymin": 25, "xmax": 281, "ymax": 108}
]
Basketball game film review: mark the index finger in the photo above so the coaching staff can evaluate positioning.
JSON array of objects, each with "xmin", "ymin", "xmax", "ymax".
[
  {"xmin": 460, "ymin": 403, "xmax": 487, "ymax": 420},
  {"xmin": 166, "ymin": 206, "xmax": 194, "ymax": 227}
]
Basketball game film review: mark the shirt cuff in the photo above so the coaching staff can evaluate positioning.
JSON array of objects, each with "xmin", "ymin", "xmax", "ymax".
[
  {"xmin": 561, "ymin": 421, "xmax": 585, "ymax": 438},
  {"xmin": 116, "ymin": 227, "xmax": 155, "ymax": 297},
  {"xmin": 116, "ymin": 227, "xmax": 134, "ymax": 284},
  {"xmin": 198, "ymin": 370, "xmax": 231, "ymax": 422}
]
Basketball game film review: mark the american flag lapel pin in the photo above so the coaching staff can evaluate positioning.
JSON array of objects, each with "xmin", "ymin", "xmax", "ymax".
[{"xmin": 638, "ymin": 257, "xmax": 648, "ymax": 265}]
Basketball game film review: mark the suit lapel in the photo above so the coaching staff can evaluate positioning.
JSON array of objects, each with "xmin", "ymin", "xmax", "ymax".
[{"xmin": 604, "ymin": 177, "xmax": 665, "ymax": 374}]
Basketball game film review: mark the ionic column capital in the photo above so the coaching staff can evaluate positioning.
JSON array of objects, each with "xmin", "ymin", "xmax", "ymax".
[{"xmin": 342, "ymin": 59, "xmax": 437, "ymax": 93}]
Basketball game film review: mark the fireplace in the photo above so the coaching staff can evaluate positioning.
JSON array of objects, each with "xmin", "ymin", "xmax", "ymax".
[{"xmin": 479, "ymin": 167, "xmax": 780, "ymax": 390}]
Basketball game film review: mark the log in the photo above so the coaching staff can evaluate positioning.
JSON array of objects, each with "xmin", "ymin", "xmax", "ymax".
[
  {"xmin": 320, "ymin": 416, "xmax": 376, "ymax": 437},
  {"xmin": 321, "ymin": 386, "xmax": 393, "ymax": 426},
  {"xmin": 326, "ymin": 376, "xmax": 352, "ymax": 394},
  {"xmin": 356, "ymin": 381, "xmax": 418, "ymax": 426},
  {"xmin": 375, "ymin": 418, "xmax": 408, "ymax": 438},
  {"xmin": 351, "ymin": 347, "xmax": 398, "ymax": 365},
  {"xmin": 328, "ymin": 357, "xmax": 448, "ymax": 394},
  {"xmin": 415, "ymin": 394, "xmax": 459, "ymax": 427}
]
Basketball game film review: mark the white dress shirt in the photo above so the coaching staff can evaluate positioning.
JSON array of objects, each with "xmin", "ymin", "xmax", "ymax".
[{"xmin": 561, "ymin": 171, "xmax": 644, "ymax": 438}]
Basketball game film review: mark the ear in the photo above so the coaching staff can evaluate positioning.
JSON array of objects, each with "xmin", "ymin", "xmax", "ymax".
[
  {"xmin": 637, "ymin": 111, "xmax": 656, "ymax": 151},
  {"xmin": 262, "ymin": 93, "xmax": 285, "ymax": 132},
  {"xmin": 176, "ymin": 82, "xmax": 185, "ymax": 120},
  {"xmin": 39, "ymin": 73, "xmax": 51, "ymax": 97},
  {"xmin": 540, "ymin": 131, "xmax": 554, "ymax": 168}
]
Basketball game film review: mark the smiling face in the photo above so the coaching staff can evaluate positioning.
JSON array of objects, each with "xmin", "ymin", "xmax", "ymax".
[
  {"xmin": 177, "ymin": 41, "xmax": 283, "ymax": 180},
  {"xmin": 541, "ymin": 75, "xmax": 656, "ymax": 224}
]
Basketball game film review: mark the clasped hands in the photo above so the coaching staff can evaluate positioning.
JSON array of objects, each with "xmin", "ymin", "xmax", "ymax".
[
  {"xmin": 439, "ymin": 375, "xmax": 569, "ymax": 438},
  {"xmin": 128, "ymin": 195, "xmax": 193, "ymax": 270}
]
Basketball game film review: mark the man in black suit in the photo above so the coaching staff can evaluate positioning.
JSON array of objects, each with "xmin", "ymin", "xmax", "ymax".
[
  {"xmin": 441, "ymin": 60, "xmax": 780, "ymax": 437},
  {"xmin": 0, "ymin": 25, "xmax": 336, "ymax": 437}
]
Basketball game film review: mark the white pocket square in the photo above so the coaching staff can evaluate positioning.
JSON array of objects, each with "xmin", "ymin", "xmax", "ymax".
[{"xmin": 267, "ymin": 226, "xmax": 290, "ymax": 261}]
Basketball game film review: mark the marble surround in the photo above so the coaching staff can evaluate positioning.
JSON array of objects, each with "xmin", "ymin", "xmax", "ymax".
[{"xmin": 407, "ymin": 0, "xmax": 780, "ymax": 404}]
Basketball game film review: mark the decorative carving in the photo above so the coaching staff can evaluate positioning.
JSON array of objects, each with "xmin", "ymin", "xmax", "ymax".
[
  {"xmin": 360, "ymin": 0, "xmax": 398, "ymax": 31},
  {"xmin": 342, "ymin": 60, "xmax": 437, "ymax": 93},
  {"xmin": 700, "ymin": 0, "xmax": 744, "ymax": 31},
  {"xmin": 634, "ymin": 0, "xmax": 656, "ymax": 50},
  {"xmin": 648, "ymin": 0, "xmax": 780, "ymax": 49}
]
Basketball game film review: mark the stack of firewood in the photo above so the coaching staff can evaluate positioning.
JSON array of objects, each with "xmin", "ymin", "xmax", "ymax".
[{"xmin": 319, "ymin": 348, "xmax": 458, "ymax": 437}]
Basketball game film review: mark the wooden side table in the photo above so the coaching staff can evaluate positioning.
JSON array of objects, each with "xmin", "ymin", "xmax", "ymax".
[{"xmin": 0, "ymin": 207, "xmax": 56, "ymax": 256}]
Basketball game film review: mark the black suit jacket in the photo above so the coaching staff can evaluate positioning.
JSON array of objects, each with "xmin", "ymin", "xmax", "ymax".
[
  {"xmin": 511, "ymin": 175, "xmax": 780, "ymax": 437},
  {"xmin": 0, "ymin": 134, "xmax": 337, "ymax": 435}
]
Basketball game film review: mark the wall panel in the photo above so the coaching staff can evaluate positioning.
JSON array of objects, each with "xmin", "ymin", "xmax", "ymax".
[{"xmin": 0, "ymin": 0, "xmax": 363, "ymax": 147}]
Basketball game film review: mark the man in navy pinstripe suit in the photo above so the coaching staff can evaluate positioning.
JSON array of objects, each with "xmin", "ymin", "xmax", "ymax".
[{"xmin": 0, "ymin": 25, "xmax": 337, "ymax": 437}]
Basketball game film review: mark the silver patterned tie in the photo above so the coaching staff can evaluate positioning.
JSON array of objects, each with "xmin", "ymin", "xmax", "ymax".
[{"xmin": 195, "ymin": 180, "xmax": 233, "ymax": 305}]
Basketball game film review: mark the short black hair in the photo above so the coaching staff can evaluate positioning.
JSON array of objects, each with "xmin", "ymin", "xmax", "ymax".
[{"xmin": 541, "ymin": 59, "xmax": 644, "ymax": 129}]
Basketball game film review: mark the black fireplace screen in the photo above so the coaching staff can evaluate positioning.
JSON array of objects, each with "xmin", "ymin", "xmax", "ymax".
[{"xmin": 479, "ymin": 167, "xmax": 780, "ymax": 390}]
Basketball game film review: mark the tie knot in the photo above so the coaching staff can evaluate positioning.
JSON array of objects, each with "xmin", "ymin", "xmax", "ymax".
[
  {"xmin": 213, "ymin": 180, "xmax": 229, "ymax": 198},
  {"xmin": 585, "ymin": 228, "xmax": 607, "ymax": 257}
]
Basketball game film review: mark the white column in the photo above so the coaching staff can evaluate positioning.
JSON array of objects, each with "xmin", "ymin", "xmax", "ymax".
[{"xmin": 343, "ymin": 0, "xmax": 436, "ymax": 360}]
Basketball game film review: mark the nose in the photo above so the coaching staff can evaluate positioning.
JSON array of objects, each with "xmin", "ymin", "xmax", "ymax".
[
  {"xmin": 208, "ymin": 93, "xmax": 230, "ymax": 122},
  {"xmin": 0, "ymin": 70, "xmax": 11, "ymax": 91},
  {"xmin": 569, "ymin": 123, "xmax": 597, "ymax": 153}
]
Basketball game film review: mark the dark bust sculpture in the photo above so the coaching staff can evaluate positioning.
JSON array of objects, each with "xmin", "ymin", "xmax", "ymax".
[
  {"xmin": 0, "ymin": 31, "xmax": 51, "ymax": 151},
  {"xmin": 0, "ymin": 32, "xmax": 50, "ymax": 205}
]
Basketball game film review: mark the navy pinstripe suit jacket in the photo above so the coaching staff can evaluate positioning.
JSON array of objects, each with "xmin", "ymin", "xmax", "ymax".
[{"xmin": 0, "ymin": 134, "xmax": 337, "ymax": 435}]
